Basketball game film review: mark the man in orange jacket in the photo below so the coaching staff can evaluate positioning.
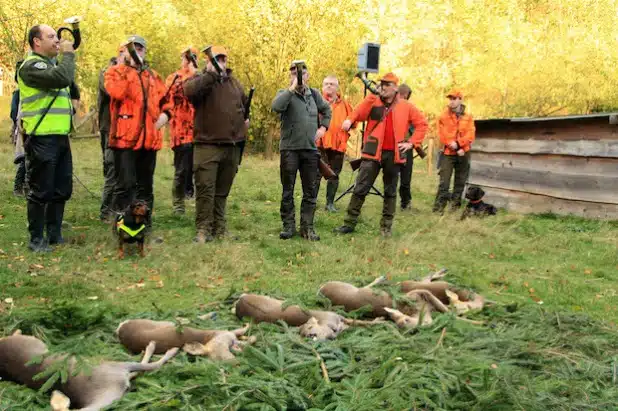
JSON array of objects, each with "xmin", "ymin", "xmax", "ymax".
[
  {"xmin": 432, "ymin": 89, "xmax": 476, "ymax": 213},
  {"xmin": 334, "ymin": 72, "xmax": 428, "ymax": 237},
  {"xmin": 158, "ymin": 47, "xmax": 198, "ymax": 215},
  {"xmin": 104, "ymin": 35, "xmax": 167, "ymax": 229},
  {"xmin": 315, "ymin": 74, "xmax": 354, "ymax": 212}
]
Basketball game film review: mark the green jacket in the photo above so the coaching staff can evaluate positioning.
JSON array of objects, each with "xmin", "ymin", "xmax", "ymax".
[
  {"xmin": 272, "ymin": 87, "xmax": 332, "ymax": 151},
  {"xmin": 19, "ymin": 52, "xmax": 75, "ymax": 91},
  {"xmin": 18, "ymin": 52, "xmax": 76, "ymax": 136}
]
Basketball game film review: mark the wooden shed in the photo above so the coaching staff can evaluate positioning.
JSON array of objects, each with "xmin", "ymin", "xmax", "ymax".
[{"xmin": 468, "ymin": 113, "xmax": 618, "ymax": 219}]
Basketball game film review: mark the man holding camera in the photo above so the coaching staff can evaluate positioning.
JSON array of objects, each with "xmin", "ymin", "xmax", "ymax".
[
  {"xmin": 272, "ymin": 61, "xmax": 332, "ymax": 241},
  {"xmin": 104, "ymin": 35, "xmax": 168, "ymax": 231},
  {"xmin": 335, "ymin": 73, "xmax": 427, "ymax": 237},
  {"xmin": 183, "ymin": 46, "xmax": 248, "ymax": 243},
  {"xmin": 315, "ymin": 74, "xmax": 354, "ymax": 212},
  {"xmin": 18, "ymin": 24, "xmax": 76, "ymax": 252},
  {"xmin": 432, "ymin": 89, "xmax": 476, "ymax": 213}
]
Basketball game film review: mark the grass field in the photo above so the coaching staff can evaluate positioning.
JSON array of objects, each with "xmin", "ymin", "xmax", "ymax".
[{"xmin": 0, "ymin": 131, "xmax": 617, "ymax": 410}]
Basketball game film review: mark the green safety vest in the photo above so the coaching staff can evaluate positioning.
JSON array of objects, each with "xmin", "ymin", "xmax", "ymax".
[{"xmin": 17, "ymin": 54, "xmax": 73, "ymax": 136}]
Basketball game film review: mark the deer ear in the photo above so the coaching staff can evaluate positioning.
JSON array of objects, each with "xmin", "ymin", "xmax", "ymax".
[
  {"xmin": 183, "ymin": 342, "xmax": 208, "ymax": 355},
  {"xmin": 50, "ymin": 390, "xmax": 71, "ymax": 411}
]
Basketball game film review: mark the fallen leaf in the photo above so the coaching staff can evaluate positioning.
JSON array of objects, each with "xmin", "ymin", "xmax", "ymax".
[
  {"xmin": 136, "ymin": 283, "xmax": 146, "ymax": 288},
  {"xmin": 584, "ymin": 269, "xmax": 592, "ymax": 275},
  {"xmin": 156, "ymin": 280, "xmax": 164, "ymax": 288},
  {"xmin": 403, "ymin": 249, "xmax": 409, "ymax": 255},
  {"xmin": 86, "ymin": 296, "xmax": 98, "ymax": 300},
  {"xmin": 489, "ymin": 254, "xmax": 495, "ymax": 259},
  {"xmin": 528, "ymin": 288, "xmax": 535, "ymax": 294},
  {"xmin": 491, "ymin": 364, "xmax": 498, "ymax": 369},
  {"xmin": 4, "ymin": 298, "xmax": 14, "ymax": 304},
  {"xmin": 149, "ymin": 275, "xmax": 161, "ymax": 282}
]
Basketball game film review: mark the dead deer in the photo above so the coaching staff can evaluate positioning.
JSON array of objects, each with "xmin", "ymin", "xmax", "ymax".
[{"xmin": 0, "ymin": 330, "xmax": 178, "ymax": 411}]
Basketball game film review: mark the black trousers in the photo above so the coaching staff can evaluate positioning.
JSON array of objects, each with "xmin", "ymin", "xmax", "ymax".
[
  {"xmin": 280, "ymin": 149, "xmax": 319, "ymax": 230},
  {"xmin": 112, "ymin": 148, "xmax": 157, "ymax": 223},
  {"xmin": 398, "ymin": 149, "xmax": 414, "ymax": 208},
  {"xmin": 344, "ymin": 150, "xmax": 400, "ymax": 230},
  {"xmin": 172, "ymin": 143, "xmax": 194, "ymax": 212},
  {"xmin": 315, "ymin": 148, "xmax": 345, "ymax": 204},
  {"xmin": 25, "ymin": 134, "xmax": 73, "ymax": 242}
]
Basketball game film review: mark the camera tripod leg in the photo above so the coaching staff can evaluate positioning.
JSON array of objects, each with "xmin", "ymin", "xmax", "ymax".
[
  {"xmin": 335, "ymin": 183, "xmax": 356, "ymax": 203},
  {"xmin": 369, "ymin": 185, "xmax": 383, "ymax": 197}
]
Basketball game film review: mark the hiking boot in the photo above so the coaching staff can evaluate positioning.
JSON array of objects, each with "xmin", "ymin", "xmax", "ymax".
[
  {"xmin": 193, "ymin": 231, "xmax": 214, "ymax": 243},
  {"xmin": 325, "ymin": 203, "xmax": 338, "ymax": 213},
  {"xmin": 28, "ymin": 238, "xmax": 52, "ymax": 253},
  {"xmin": 401, "ymin": 203, "xmax": 410, "ymax": 211},
  {"xmin": 279, "ymin": 226, "xmax": 296, "ymax": 240},
  {"xmin": 380, "ymin": 228, "xmax": 392, "ymax": 238},
  {"xmin": 333, "ymin": 225, "xmax": 354, "ymax": 234},
  {"xmin": 300, "ymin": 228, "xmax": 320, "ymax": 241}
]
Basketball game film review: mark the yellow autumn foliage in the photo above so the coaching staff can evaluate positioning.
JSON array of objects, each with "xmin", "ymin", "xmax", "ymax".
[{"xmin": 1, "ymin": 0, "xmax": 618, "ymax": 151}]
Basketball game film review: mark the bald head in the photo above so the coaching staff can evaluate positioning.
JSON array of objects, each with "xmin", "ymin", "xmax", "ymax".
[
  {"xmin": 29, "ymin": 24, "xmax": 60, "ymax": 58},
  {"xmin": 322, "ymin": 75, "xmax": 339, "ymax": 99}
]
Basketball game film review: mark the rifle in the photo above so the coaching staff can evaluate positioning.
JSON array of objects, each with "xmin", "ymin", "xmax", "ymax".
[
  {"xmin": 244, "ymin": 87, "xmax": 255, "ymax": 120},
  {"xmin": 319, "ymin": 156, "xmax": 338, "ymax": 180},
  {"xmin": 238, "ymin": 87, "xmax": 255, "ymax": 166}
]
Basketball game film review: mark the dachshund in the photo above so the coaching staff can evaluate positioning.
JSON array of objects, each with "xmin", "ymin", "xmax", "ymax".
[{"xmin": 114, "ymin": 200, "xmax": 149, "ymax": 259}]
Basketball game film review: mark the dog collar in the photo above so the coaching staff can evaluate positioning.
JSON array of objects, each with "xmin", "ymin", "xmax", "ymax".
[
  {"xmin": 117, "ymin": 219, "xmax": 146, "ymax": 237},
  {"xmin": 469, "ymin": 199, "xmax": 483, "ymax": 204}
]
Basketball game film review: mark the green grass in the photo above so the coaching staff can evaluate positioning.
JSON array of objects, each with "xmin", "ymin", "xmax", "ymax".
[{"xmin": 0, "ymin": 136, "xmax": 617, "ymax": 410}]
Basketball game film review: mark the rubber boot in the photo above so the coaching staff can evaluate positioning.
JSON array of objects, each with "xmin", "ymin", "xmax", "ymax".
[
  {"xmin": 28, "ymin": 201, "xmax": 51, "ymax": 252},
  {"xmin": 46, "ymin": 202, "xmax": 66, "ymax": 245}
]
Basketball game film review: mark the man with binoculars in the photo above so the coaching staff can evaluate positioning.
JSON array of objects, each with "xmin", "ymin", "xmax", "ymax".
[{"xmin": 18, "ymin": 24, "xmax": 77, "ymax": 252}]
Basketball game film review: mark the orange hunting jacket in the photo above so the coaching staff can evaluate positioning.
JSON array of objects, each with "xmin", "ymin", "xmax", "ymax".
[
  {"xmin": 105, "ymin": 64, "xmax": 166, "ymax": 151},
  {"xmin": 437, "ymin": 106, "xmax": 475, "ymax": 155},
  {"xmin": 317, "ymin": 93, "xmax": 353, "ymax": 153},
  {"xmin": 347, "ymin": 94, "xmax": 428, "ymax": 164},
  {"xmin": 161, "ymin": 68, "xmax": 195, "ymax": 149}
]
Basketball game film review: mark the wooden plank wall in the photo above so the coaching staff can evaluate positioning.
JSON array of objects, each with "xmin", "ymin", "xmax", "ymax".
[{"xmin": 469, "ymin": 114, "xmax": 618, "ymax": 220}]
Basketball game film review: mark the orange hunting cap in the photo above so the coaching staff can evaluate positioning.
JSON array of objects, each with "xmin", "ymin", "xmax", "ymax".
[
  {"xmin": 446, "ymin": 89, "xmax": 464, "ymax": 99},
  {"xmin": 182, "ymin": 46, "xmax": 199, "ymax": 57},
  {"xmin": 379, "ymin": 72, "xmax": 399, "ymax": 85},
  {"xmin": 201, "ymin": 45, "xmax": 228, "ymax": 58}
]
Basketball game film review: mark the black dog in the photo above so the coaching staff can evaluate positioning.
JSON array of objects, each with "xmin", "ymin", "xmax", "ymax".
[
  {"xmin": 114, "ymin": 200, "xmax": 149, "ymax": 259},
  {"xmin": 461, "ymin": 186, "xmax": 497, "ymax": 220}
]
